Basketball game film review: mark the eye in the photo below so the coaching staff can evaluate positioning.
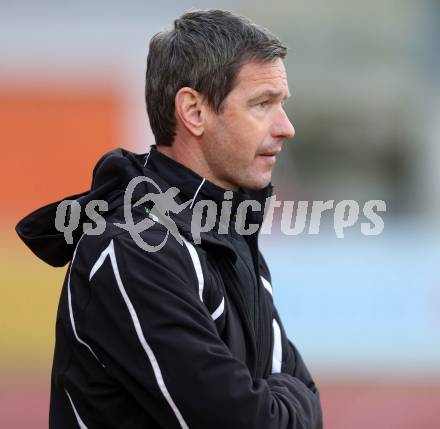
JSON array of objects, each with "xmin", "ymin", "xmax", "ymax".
[{"xmin": 256, "ymin": 101, "xmax": 269, "ymax": 109}]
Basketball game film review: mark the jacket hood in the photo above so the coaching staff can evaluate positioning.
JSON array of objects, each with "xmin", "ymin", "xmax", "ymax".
[
  {"xmin": 16, "ymin": 147, "xmax": 273, "ymax": 268},
  {"xmin": 15, "ymin": 148, "xmax": 147, "ymax": 267}
]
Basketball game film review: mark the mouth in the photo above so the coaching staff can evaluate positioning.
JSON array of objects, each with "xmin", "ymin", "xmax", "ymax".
[
  {"xmin": 257, "ymin": 148, "xmax": 282, "ymax": 162},
  {"xmin": 257, "ymin": 154, "xmax": 278, "ymax": 166},
  {"xmin": 258, "ymin": 147, "xmax": 282, "ymax": 157}
]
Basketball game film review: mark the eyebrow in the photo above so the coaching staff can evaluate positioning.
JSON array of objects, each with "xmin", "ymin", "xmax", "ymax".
[{"xmin": 248, "ymin": 89, "xmax": 291, "ymax": 103}]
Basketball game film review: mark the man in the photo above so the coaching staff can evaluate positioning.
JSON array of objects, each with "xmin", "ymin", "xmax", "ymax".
[{"xmin": 16, "ymin": 9, "xmax": 323, "ymax": 429}]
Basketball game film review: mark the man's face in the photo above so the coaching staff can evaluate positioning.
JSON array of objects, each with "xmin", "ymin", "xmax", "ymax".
[{"xmin": 202, "ymin": 58, "xmax": 295, "ymax": 190}]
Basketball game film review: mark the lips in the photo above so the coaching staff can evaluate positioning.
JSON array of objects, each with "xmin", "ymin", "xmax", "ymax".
[{"xmin": 258, "ymin": 148, "xmax": 282, "ymax": 157}]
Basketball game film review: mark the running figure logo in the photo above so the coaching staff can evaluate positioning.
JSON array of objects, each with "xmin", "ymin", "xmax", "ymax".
[{"xmin": 115, "ymin": 176, "xmax": 192, "ymax": 252}]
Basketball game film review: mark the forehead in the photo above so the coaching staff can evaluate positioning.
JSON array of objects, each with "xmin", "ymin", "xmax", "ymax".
[{"xmin": 233, "ymin": 58, "xmax": 289, "ymax": 96}]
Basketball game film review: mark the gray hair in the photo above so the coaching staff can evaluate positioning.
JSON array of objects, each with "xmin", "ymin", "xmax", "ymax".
[{"xmin": 145, "ymin": 9, "xmax": 287, "ymax": 146}]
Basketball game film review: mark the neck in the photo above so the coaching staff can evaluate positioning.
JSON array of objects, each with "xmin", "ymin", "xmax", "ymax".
[{"xmin": 156, "ymin": 138, "xmax": 238, "ymax": 191}]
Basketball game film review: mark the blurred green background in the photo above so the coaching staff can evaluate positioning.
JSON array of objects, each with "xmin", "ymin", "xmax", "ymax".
[{"xmin": 1, "ymin": 1, "xmax": 439, "ymax": 427}]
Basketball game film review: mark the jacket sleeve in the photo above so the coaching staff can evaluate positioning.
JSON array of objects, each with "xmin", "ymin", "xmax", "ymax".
[
  {"xmin": 272, "ymin": 306, "xmax": 321, "ymax": 397},
  {"xmin": 77, "ymin": 230, "xmax": 322, "ymax": 429},
  {"xmin": 260, "ymin": 251, "xmax": 322, "ymax": 421}
]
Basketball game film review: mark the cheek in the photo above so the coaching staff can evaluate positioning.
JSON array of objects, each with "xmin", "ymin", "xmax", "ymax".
[
  {"xmin": 228, "ymin": 129, "xmax": 260, "ymax": 163},
  {"xmin": 219, "ymin": 111, "xmax": 265, "ymax": 163},
  {"xmin": 246, "ymin": 112, "xmax": 271, "ymax": 145}
]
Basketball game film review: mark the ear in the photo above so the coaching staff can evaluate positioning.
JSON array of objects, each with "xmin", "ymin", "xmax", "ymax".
[{"xmin": 174, "ymin": 87, "xmax": 206, "ymax": 137}]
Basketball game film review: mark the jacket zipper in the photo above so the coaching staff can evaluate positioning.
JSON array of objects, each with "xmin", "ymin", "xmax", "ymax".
[
  {"xmin": 218, "ymin": 256, "xmax": 259, "ymax": 378},
  {"xmin": 245, "ymin": 233, "xmax": 268, "ymax": 377}
]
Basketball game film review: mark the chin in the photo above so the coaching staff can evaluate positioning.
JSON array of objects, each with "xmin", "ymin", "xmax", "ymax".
[
  {"xmin": 246, "ymin": 182, "xmax": 270, "ymax": 191},
  {"xmin": 240, "ymin": 175, "xmax": 271, "ymax": 191}
]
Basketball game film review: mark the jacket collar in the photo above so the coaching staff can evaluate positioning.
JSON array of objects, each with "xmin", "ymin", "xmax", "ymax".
[
  {"xmin": 142, "ymin": 145, "xmax": 273, "ymax": 258},
  {"xmin": 145, "ymin": 145, "xmax": 244, "ymax": 210}
]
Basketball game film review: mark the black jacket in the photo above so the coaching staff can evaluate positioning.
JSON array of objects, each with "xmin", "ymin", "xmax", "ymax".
[{"xmin": 16, "ymin": 146, "xmax": 323, "ymax": 429}]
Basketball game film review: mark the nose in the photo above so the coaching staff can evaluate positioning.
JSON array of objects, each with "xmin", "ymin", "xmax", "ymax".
[{"xmin": 271, "ymin": 108, "xmax": 295, "ymax": 140}]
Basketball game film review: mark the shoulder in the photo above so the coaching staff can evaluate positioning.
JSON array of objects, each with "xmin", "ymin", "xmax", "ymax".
[{"xmin": 74, "ymin": 221, "xmax": 200, "ymax": 291}]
